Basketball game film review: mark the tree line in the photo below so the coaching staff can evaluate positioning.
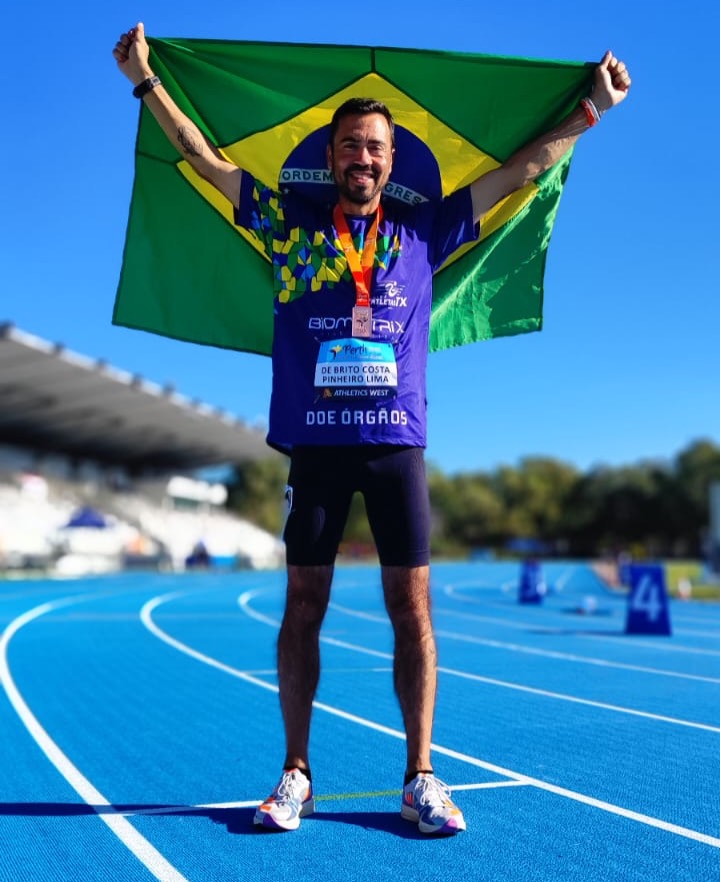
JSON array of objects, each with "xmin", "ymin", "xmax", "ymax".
[{"xmin": 225, "ymin": 439, "xmax": 720, "ymax": 559}]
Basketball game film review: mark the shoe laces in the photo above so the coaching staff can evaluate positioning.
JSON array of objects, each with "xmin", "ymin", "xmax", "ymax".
[
  {"xmin": 413, "ymin": 774, "xmax": 451, "ymax": 807},
  {"xmin": 274, "ymin": 769, "xmax": 308, "ymax": 803}
]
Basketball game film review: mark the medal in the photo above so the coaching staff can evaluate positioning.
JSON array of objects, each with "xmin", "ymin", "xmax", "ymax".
[
  {"xmin": 352, "ymin": 305, "xmax": 372, "ymax": 336},
  {"xmin": 333, "ymin": 204, "xmax": 383, "ymax": 339}
]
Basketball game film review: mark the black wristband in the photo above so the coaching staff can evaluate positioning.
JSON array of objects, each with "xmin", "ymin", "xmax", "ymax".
[{"xmin": 132, "ymin": 76, "xmax": 161, "ymax": 99}]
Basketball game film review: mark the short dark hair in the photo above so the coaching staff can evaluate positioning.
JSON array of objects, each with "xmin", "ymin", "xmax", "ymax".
[{"xmin": 328, "ymin": 98, "xmax": 395, "ymax": 149}]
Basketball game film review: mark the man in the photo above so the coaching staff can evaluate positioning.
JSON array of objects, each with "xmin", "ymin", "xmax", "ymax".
[{"xmin": 113, "ymin": 24, "xmax": 631, "ymax": 835}]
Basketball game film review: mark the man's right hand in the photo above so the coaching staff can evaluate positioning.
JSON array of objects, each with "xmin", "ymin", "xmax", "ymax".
[
  {"xmin": 111, "ymin": 21, "xmax": 243, "ymax": 209},
  {"xmin": 113, "ymin": 22, "xmax": 153, "ymax": 85}
]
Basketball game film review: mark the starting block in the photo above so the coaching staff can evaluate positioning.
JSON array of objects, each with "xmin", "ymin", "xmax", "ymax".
[
  {"xmin": 625, "ymin": 563, "xmax": 672, "ymax": 635},
  {"xmin": 518, "ymin": 559, "xmax": 544, "ymax": 604}
]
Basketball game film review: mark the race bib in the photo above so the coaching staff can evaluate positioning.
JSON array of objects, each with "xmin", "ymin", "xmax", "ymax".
[{"xmin": 314, "ymin": 338, "xmax": 398, "ymax": 400}]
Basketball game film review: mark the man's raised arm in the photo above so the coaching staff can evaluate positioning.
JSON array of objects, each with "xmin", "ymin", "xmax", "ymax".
[
  {"xmin": 470, "ymin": 50, "xmax": 631, "ymax": 223},
  {"xmin": 113, "ymin": 22, "xmax": 243, "ymax": 208}
]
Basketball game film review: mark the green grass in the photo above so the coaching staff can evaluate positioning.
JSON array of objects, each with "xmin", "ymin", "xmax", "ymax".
[{"xmin": 664, "ymin": 560, "xmax": 720, "ymax": 601}]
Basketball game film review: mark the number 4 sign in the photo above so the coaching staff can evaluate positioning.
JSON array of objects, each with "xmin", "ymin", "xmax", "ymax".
[{"xmin": 625, "ymin": 564, "xmax": 672, "ymax": 635}]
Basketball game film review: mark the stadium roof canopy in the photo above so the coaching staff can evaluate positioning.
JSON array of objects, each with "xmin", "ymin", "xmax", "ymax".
[{"xmin": 0, "ymin": 324, "xmax": 271, "ymax": 473}]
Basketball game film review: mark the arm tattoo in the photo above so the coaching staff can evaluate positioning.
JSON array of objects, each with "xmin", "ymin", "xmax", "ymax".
[{"xmin": 177, "ymin": 125, "xmax": 204, "ymax": 158}]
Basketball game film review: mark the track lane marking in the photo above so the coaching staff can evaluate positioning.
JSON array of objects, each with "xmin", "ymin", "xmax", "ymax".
[
  {"xmin": 121, "ymin": 780, "xmax": 528, "ymax": 816},
  {"xmin": 330, "ymin": 601, "xmax": 720, "ymax": 685},
  {"xmin": 141, "ymin": 589, "xmax": 720, "ymax": 849},
  {"xmin": 439, "ymin": 603, "xmax": 720, "ymax": 655},
  {"xmin": 442, "ymin": 581, "xmax": 720, "ymax": 646},
  {"xmin": 0, "ymin": 595, "xmax": 191, "ymax": 882},
  {"xmin": 321, "ymin": 607, "xmax": 720, "ymax": 733},
  {"xmin": 245, "ymin": 593, "xmax": 720, "ymax": 727}
]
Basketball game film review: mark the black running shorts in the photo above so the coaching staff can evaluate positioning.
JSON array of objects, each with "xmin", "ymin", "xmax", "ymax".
[{"xmin": 283, "ymin": 445, "xmax": 431, "ymax": 567}]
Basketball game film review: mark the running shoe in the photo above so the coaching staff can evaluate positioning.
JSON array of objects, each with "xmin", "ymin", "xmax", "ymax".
[
  {"xmin": 253, "ymin": 768, "xmax": 314, "ymax": 831},
  {"xmin": 401, "ymin": 773, "xmax": 466, "ymax": 834}
]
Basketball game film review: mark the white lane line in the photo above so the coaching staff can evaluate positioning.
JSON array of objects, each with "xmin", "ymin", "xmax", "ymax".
[
  {"xmin": 140, "ymin": 593, "xmax": 279, "ymax": 697},
  {"xmin": 442, "ymin": 582, "xmax": 720, "ymax": 645},
  {"xmin": 451, "ymin": 780, "xmax": 528, "ymax": 792},
  {"xmin": 330, "ymin": 601, "xmax": 720, "ymax": 685},
  {"xmin": 665, "ymin": 630, "xmax": 720, "ymax": 641},
  {"xmin": 248, "ymin": 596, "xmax": 720, "ymax": 726},
  {"xmin": 592, "ymin": 636, "xmax": 720, "ymax": 657},
  {"xmin": 439, "ymin": 606, "xmax": 720, "ymax": 650},
  {"xmin": 672, "ymin": 615, "xmax": 720, "ymax": 628},
  {"xmin": 432, "ymin": 628, "xmax": 720, "ymax": 682},
  {"xmin": 142, "ymin": 589, "xmax": 720, "ymax": 849},
  {"xmin": 553, "ymin": 566, "xmax": 578, "ymax": 592},
  {"xmin": 0, "ymin": 596, "xmax": 191, "ymax": 882},
  {"xmin": 319, "ymin": 632, "xmax": 720, "ymax": 735},
  {"xmin": 122, "ymin": 780, "xmax": 529, "ymax": 816},
  {"xmin": 123, "ymin": 800, "xmax": 261, "ymax": 816},
  {"xmin": 443, "ymin": 565, "xmax": 577, "ymax": 600}
]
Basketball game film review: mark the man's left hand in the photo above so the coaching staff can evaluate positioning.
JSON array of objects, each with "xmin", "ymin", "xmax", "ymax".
[{"xmin": 593, "ymin": 50, "xmax": 632, "ymax": 113}]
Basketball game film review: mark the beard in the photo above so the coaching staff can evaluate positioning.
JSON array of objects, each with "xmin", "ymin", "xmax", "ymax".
[{"xmin": 333, "ymin": 163, "xmax": 386, "ymax": 206}]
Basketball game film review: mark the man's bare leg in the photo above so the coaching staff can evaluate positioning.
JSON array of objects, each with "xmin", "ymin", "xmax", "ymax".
[
  {"xmin": 278, "ymin": 564, "xmax": 334, "ymax": 770},
  {"xmin": 381, "ymin": 564, "xmax": 436, "ymax": 774}
]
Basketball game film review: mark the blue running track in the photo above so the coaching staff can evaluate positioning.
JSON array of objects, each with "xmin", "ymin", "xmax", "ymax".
[{"xmin": 1, "ymin": 561, "xmax": 718, "ymax": 881}]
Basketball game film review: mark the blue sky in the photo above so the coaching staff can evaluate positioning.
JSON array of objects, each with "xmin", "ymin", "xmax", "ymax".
[{"xmin": 2, "ymin": 1, "xmax": 717, "ymax": 475}]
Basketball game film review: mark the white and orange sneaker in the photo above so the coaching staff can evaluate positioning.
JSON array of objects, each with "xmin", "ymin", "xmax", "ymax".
[
  {"xmin": 253, "ymin": 768, "xmax": 314, "ymax": 831},
  {"xmin": 401, "ymin": 773, "xmax": 466, "ymax": 835}
]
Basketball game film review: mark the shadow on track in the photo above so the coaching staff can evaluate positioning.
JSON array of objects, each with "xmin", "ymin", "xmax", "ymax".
[
  {"xmin": 0, "ymin": 803, "xmax": 434, "ymax": 839},
  {"xmin": 214, "ymin": 807, "xmax": 435, "ymax": 839}
]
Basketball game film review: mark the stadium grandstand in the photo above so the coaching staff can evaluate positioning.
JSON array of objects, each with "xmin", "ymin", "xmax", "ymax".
[{"xmin": 0, "ymin": 324, "xmax": 284, "ymax": 575}]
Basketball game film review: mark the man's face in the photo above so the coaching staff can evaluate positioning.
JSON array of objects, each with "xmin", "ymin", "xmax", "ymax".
[{"xmin": 327, "ymin": 112, "xmax": 394, "ymax": 209}]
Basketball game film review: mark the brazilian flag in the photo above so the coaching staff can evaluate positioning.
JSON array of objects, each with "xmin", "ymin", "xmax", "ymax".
[{"xmin": 113, "ymin": 39, "xmax": 593, "ymax": 356}]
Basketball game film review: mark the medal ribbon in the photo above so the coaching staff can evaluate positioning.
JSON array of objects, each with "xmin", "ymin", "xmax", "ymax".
[{"xmin": 332, "ymin": 204, "xmax": 383, "ymax": 308}]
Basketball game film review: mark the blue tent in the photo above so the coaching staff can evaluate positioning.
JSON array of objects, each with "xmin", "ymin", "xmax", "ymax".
[{"xmin": 65, "ymin": 506, "xmax": 108, "ymax": 529}]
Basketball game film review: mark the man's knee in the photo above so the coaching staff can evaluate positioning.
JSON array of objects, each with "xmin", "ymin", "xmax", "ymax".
[
  {"xmin": 285, "ymin": 565, "xmax": 333, "ymax": 628},
  {"xmin": 382, "ymin": 566, "xmax": 432, "ymax": 629}
]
